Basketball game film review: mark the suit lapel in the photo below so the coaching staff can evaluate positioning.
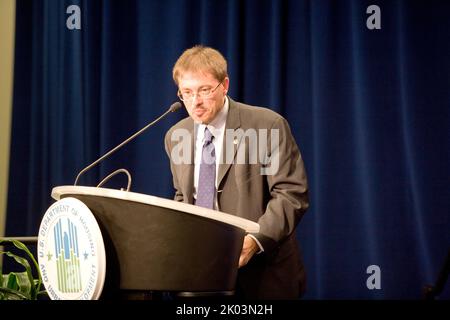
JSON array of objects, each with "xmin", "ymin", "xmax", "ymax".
[
  {"xmin": 181, "ymin": 120, "xmax": 195, "ymax": 204},
  {"xmin": 217, "ymin": 98, "xmax": 242, "ymax": 188}
]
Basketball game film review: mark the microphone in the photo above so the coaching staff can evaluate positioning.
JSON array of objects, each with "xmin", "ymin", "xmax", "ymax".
[{"xmin": 74, "ymin": 101, "xmax": 182, "ymax": 186}]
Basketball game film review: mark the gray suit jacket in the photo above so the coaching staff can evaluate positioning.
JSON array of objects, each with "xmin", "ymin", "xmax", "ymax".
[{"xmin": 164, "ymin": 97, "xmax": 309, "ymax": 299}]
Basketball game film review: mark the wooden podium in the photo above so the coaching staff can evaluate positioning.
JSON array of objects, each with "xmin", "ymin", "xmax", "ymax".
[{"xmin": 51, "ymin": 186, "xmax": 259, "ymax": 299}]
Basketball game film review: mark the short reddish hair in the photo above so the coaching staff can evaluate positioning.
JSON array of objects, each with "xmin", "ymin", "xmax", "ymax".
[{"xmin": 173, "ymin": 45, "xmax": 228, "ymax": 85}]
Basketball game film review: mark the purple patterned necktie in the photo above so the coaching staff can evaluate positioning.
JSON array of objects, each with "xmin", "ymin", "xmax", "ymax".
[{"xmin": 195, "ymin": 127, "xmax": 216, "ymax": 209}]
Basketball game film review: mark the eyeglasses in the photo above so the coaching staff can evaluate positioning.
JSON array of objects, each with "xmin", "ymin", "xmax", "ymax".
[{"xmin": 177, "ymin": 81, "xmax": 223, "ymax": 102}]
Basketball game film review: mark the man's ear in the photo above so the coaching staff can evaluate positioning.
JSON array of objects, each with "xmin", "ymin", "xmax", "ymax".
[{"xmin": 222, "ymin": 77, "xmax": 230, "ymax": 94}]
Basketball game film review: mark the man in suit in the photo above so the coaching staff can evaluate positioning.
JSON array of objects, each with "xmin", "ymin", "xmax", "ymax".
[{"xmin": 164, "ymin": 45, "xmax": 309, "ymax": 299}]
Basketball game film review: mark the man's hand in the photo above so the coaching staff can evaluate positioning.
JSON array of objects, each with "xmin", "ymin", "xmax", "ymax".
[{"xmin": 239, "ymin": 235, "xmax": 259, "ymax": 268}]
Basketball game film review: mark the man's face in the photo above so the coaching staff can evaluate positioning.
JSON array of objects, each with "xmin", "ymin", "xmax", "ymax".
[{"xmin": 178, "ymin": 71, "xmax": 229, "ymax": 124}]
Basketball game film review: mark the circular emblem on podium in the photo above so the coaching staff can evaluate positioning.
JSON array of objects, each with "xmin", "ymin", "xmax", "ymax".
[{"xmin": 37, "ymin": 197, "xmax": 106, "ymax": 300}]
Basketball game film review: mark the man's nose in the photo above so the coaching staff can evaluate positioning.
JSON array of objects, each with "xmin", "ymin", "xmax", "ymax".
[{"xmin": 191, "ymin": 93, "xmax": 203, "ymax": 105}]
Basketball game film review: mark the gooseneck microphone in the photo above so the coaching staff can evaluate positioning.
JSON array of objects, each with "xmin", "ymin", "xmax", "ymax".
[{"xmin": 74, "ymin": 101, "xmax": 182, "ymax": 186}]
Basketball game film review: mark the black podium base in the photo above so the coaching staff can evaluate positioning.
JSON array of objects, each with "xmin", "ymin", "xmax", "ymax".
[{"xmin": 117, "ymin": 290, "xmax": 235, "ymax": 301}]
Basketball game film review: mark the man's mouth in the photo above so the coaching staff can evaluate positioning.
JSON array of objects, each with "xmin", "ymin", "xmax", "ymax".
[{"xmin": 193, "ymin": 108, "xmax": 206, "ymax": 117}]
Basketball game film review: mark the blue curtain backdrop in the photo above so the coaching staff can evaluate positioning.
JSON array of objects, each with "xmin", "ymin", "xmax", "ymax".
[{"xmin": 6, "ymin": 0, "xmax": 450, "ymax": 299}]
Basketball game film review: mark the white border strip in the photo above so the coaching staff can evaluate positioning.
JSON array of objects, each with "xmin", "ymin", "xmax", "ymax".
[{"xmin": 52, "ymin": 186, "xmax": 259, "ymax": 233}]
